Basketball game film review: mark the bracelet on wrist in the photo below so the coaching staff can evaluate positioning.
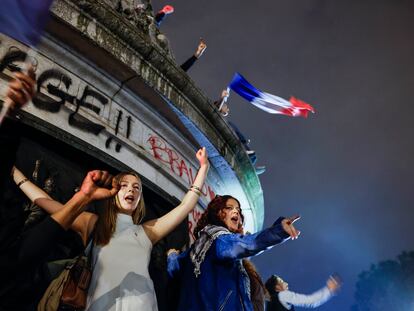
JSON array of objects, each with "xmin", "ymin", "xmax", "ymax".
[
  {"xmin": 190, "ymin": 185, "xmax": 202, "ymax": 192},
  {"xmin": 189, "ymin": 187, "xmax": 201, "ymax": 196},
  {"xmin": 17, "ymin": 178, "xmax": 29, "ymax": 188}
]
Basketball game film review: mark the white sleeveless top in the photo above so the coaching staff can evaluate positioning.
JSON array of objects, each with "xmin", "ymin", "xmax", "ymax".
[{"xmin": 86, "ymin": 214, "xmax": 158, "ymax": 311}]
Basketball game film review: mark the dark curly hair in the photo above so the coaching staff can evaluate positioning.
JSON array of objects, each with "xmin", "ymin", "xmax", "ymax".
[
  {"xmin": 194, "ymin": 196, "xmax": 264, "ymax": 309},
  {"xmin": 193, "ymin": 195, "xmax": 244, "ymax": 238},
  {"xmin": 265, "ymin": 275, "xmax": 281, "ymax": 296}
]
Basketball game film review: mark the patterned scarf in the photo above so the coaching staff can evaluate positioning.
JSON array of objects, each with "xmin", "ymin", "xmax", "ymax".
[
  {"xmin": 190, "ymin": 224, "xmax": 231, "ymax": 277},
  {"xmin": 189, "ymin": 225, "xmax": 251, "ymax": 300}
]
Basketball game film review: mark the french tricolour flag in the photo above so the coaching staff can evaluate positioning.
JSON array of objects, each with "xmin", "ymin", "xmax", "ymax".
[
  {"xmin": 0, "ymin": 0, "xmax": 54, "ymax": 46},
  {"xmin": 229, "ymin": 73, "xmax": 315, "ymax": 118}
]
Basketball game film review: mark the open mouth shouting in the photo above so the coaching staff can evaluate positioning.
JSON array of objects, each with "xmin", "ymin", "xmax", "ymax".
[
  {"xmin": 117, "ymin": 174, "xmax": 142, "ymax": 213},
  {"xmin": 224, "ymin": 212, "xmax": 241, "ymax": 232},
  {"xmin": 221, "ymin": 198, "xmax": 243, "ymax": 232},
  {"xmin": 230, "ymin": 215, "xmax": 239, "ymax": 226},
  {"xmin": 124, "ymin": 194, "xmax": 136, "ymax": 204}
]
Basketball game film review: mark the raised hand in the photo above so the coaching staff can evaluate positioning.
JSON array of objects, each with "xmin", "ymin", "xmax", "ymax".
[
  {"xmin": 327, "ymin": 274, "xmax": 342, "ymax": 293},
  {"xmin": 221, "ymin": 89, "xmax": 229, "ymax": 100},
  {"xmin": 196, "ymin": 147, "xmax": 209, "ymax": 168},
  {"xmin": 79, "ymin": 170, "xmax": 118, "ymax": 201},
  {"xmin": 281, "ymin": 215, "xmax": 301, "ymax": 240},
  {"xmin": 161, "ymin": 5, "xmax": 174, "ymax": 14},
  {"xmin": 6, "ymin": 66, "xmax": 36, "ymax": 112},
  {"xmin": 195, "ymin": 38, "xmax": 207, "ymax": 58}
]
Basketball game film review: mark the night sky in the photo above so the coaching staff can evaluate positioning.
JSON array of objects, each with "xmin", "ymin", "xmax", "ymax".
[{"xmin": 154, "ymin": 0, "xmax": 414, "ymax": 309}]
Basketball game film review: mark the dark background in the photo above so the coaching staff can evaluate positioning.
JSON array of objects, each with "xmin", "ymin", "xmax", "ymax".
[
  {"xmin": 154, "ymin": 0, "xmax": 414, "ymax": 309},
  {"xmin": 3, "ymin": 120, "xmax": 185, "ymax": 311}
]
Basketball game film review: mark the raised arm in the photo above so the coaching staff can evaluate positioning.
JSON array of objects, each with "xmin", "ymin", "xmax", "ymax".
[
  {"xmin": 278, "ymin": 287, "xmax": 333, "ymax": 308},
  {"xmin": 50, "ymin": 170, "xmax": 116, "ymax": 229},
  {"xmin": 0, "ymin": 66, "xmax": 36, "ymax": 125},
  {"xmin": 16, "ymin": 170, "xmax": 116, "ymax": 267},
  {"xmin": 1, "ymin": 68, "xmax": 36, "ymax": 188},
  {"xmin": 143, "ymin": 147, "xmax": 209, "ymax": 244},
  {"xmin": 180, "ymin": 38, "xmax": 207, "ymax": 72},
  {"xmin": 214, "ymin": 215, "xmax": 300, "ymax": 260},
  {"xmin": 12, "ymin": 166, "xmax": 62, "ymax": 213},
  {"xmin": 13, "ymin": 168, "xmax": 114, "ymax": 244}
]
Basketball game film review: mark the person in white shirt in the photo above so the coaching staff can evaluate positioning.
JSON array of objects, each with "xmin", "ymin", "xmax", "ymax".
[
  {"xmin": 265, "ymin": 274, "xmax": 341, "ymax": 310},
  {"xmin": 13, "ymin": 148, "xmax": 209, "ymax": 311}
]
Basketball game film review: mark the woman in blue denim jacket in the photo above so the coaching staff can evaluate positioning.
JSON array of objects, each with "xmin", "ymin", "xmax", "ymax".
[{"xmin": 167, "ymin": 195, "xmax": 300, "ymax": 311}]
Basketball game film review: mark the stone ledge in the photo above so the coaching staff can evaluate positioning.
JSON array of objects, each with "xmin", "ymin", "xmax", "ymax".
[{"xmin": 50, "ymin": 0, "xmax": 264, "ymax": 229}]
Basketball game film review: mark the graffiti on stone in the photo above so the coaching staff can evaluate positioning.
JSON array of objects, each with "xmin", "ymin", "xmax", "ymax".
[
  {"xmin": 105, "ymin": 110, "xmax": 132, "ymax": 152},
  {"xmin": 188, "ymin": 207, "xmax": 204, "ymax": 241},
  {"xmin": 0, "ymin": 49, "xmax": 136, "ymax": 150},
  {"xmin": 147, "ymin": 134, "xmax": 215, "ymax": 200},
  {"xmin": 31, "ymin": 69, "xmax": 108, "ymax": 135},
  {"xmin": 1, "ymin": 45, "xmax": 217, "ymax": 239}
]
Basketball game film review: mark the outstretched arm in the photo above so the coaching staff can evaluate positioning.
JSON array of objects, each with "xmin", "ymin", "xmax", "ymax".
[
  {"xmin": 143, "ymin": 147, "xmax": 209, "ymax": 244},
  {"xmin": 12, "ymin": 166, "xmax": 62, "ymax": 213},
  {"xmin": 278, "ymin": 286, "xmax": 333, "ymax": 308},
  {"xmin": 214, "ymin": 216, "xmax": 300, "ymax": 260}
]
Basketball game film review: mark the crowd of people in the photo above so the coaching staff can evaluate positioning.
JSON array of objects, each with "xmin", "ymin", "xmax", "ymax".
[
  {"xmin": 0, "ymin": 66, "xmax": 340, "ymax": 311},
  {"xmin": 0, "ymin": 2, "xmax": 341, "ymax": 311}
]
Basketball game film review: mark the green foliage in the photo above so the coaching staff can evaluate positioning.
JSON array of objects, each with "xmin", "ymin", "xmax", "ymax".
[{"xmin": 352, "ymin": 251, "xmax": 414, "ymax": 311}]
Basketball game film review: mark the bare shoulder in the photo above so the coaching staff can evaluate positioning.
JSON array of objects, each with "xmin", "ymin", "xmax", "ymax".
[{"xmin": 72, "ymin": 212, "xmax": 98, "ymax": 245}]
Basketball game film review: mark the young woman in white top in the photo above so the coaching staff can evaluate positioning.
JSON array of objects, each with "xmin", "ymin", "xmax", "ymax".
[{"xmin": 13, "ymin": 147, "xmax": 209, "ymax": 311}]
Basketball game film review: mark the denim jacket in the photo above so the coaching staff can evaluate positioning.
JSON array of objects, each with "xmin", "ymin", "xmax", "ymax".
[{"xmin": 167, "ymin": 218, "xmax": 290, "ymax": 311}]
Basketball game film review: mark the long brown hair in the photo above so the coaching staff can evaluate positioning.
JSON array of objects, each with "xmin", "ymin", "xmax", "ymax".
[
  {"xmin": 94, "ymin": 172, "xmax": 145, "ymax": 246},
  {"xmin": 193, "ymin": 195, "xmax": 244, "ymax": 238},
  {"xmin": 243, "ymin": 260, "xmax": 266, "ymax": 311},
  {"xmin": 194, "ymin": 196, "xmax": 265, "ymax": 309}
]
